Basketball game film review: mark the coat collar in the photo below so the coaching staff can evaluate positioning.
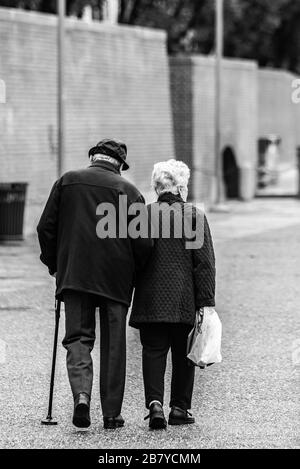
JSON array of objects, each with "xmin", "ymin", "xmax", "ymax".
[
  {"xmin": 157, "ymin": 192, "xmax": 184, "ymax": 204},
  {"xmin": 88, "ymin": 160, "xmax": 120, "ymax": 175}
]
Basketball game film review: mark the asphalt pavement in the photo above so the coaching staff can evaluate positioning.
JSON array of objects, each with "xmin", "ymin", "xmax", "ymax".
[{"xmin": 0, "ymin": 198, "xmax": 299, "ymax": 449}]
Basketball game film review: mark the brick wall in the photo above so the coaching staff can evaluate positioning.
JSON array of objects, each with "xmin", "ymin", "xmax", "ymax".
[
  {"xmin": 1, "ymin": 6, "xmax": 299, "ymax": 231},
  {"xmin": 0, "ymin": 8, "xmax": 174, "ymax": 235},
  {"xmin": 170, "ymin": 56, "xmax": 258, "ymax": 202},
  {"xmin": 169, "ymin": 57, "xmax": 194, "ymax": 197}
]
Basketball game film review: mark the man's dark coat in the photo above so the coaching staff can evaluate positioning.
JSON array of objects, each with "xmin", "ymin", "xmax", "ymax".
[{"xmin": 37, "ymin": 161, "xmax": 153, "ymax": 306}]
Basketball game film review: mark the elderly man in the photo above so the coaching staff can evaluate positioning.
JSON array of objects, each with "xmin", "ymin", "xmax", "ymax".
[{"xmin": 37, "ymin": 139, "xmax": 152, "ymax": 430}]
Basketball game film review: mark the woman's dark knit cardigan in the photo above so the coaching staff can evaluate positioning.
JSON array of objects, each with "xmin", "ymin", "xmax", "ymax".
[{"xmin": 129, "ymin": 192, "xmax": 216, "ymax": 328}]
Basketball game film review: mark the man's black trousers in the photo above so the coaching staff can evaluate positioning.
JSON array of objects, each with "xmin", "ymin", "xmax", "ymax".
[
  {"xmin": 139, "ymin": 323, "xmax": 195, "ymax": 410},
  {"xmin": 62, "ymin": 290, "xmax": 128, "ymax": 418}
]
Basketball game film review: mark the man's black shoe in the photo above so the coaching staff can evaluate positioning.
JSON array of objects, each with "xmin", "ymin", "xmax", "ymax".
[
  {"xmin": 73, "ymin": 393, "xmax": 91, "ymax": 429},
  {"xmin": 168, "ymin": 406, "xmax": 195, "ymax": 426},
  {"xmin": 144, "ymin": 402, "xmax": 167, "ymax": 430},
  {"xmin": 103, "ymin": 414, "xmax": 125, "ymax": 429}
]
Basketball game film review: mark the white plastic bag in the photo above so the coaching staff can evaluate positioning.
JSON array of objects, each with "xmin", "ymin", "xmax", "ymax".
[{"xmin": 187, "ymin": 307, "xmax": 222, "ymax": 368}]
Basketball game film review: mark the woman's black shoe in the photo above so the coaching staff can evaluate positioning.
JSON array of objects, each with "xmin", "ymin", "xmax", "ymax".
[
  {"xmin": 168, "ymin": 406, "xmax": 195, "ymax": 426},
  {"xmin": 73, "ymin": 393, "xmax": 91, "ymax": 428},
  {"xmin": 103, "ymin": 415, "xmax": 125, "ymax": 429},
  {"xmin": 144, "ymin": 402, "xmax": 167, "ymax": 430}
]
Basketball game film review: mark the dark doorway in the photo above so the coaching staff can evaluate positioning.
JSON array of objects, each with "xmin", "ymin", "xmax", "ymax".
[{"xmin": 222, "ymin": 147, "xmax": 240, "ymax": 199}]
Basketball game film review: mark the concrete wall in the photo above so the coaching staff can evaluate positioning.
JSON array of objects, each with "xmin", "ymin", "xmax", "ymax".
[
  {"xmin": 0, "ymin": 8, "xmax": 174, "ymax": 234},
  {"xmin": 170, "ymin": 56, "xmax": 258, "ymax": 203},
  {"xmin": 292, "ymin": 77, "xmax": 300, "ymax": 150},
  {"xmin": 258, "ymin": 69, "xmax": 298, "ymax": 167}
]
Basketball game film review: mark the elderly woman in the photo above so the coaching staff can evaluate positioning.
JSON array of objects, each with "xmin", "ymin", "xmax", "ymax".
[{"xmin": 129, "ymin": 159, "xmax": 216, "ymax": 429}]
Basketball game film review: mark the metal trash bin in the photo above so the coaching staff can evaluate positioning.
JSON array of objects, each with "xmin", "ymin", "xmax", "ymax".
[{"xmin": 0, "ymin": 183, "xmax": 28, "ymax": 241}]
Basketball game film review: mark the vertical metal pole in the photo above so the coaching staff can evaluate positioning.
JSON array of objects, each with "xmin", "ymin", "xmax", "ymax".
[
  {"xmin": 215, "ymin": 0, "xmax": 224, "ymax": 204},
  {"xmin": 297, "ymin": 148, "xmax": 300, "ymax": 199},
  {"xmin": 0, "ymin": 79, "xmax": 6, "ymax": 104},
  {"xmin": 57, "ymin": 0, "xmax": 66, "ymax": 178}
]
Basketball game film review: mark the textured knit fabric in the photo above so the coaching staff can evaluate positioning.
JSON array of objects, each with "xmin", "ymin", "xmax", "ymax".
[{"xmin": 129, "ymin": 192, "xmax": 216, "ymax": 328}]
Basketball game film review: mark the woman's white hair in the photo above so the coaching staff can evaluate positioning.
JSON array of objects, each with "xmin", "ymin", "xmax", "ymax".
[{"xmin": 151, "ymin": 159, "xmax": 190, "ymax": 195}]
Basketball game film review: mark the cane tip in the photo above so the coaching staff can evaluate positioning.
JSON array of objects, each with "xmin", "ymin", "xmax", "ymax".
[{"xmin": 41, "ymin": 418, "xmax": 58, "ymax": 425}]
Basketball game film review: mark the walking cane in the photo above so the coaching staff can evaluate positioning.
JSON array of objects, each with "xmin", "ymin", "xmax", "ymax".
[{"xmin": 41, "ymin": 299, "xmax": 61, "ymax": 425}]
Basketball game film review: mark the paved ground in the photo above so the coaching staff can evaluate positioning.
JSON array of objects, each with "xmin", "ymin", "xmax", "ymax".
[
  {"xmin": 0, "ymin": 198, "xmax": 299, "ymax": 449},
  {"xmin": 256, "ymin": 166, "xmax": 298, "ymax": 197}
]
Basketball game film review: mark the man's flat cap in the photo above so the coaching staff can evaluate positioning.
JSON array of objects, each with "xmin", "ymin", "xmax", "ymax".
[{"xmin": 88, "ymin": 138, "xmax": 129, "ymax": 171}]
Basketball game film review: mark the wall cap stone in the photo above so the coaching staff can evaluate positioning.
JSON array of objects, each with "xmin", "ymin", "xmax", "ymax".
[
  {"xmin": 170, "ymin": 54, "xmax": 257, "ymax": 71},
  {"xmin": 0, "ymin": 7, "xmax": 166, "ymax": 42},
  {"xmin": 258, "ymin": 67, "xmax": 296, "ymax": 80}
]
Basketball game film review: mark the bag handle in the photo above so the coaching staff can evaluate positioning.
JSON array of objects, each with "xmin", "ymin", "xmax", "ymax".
[{"xmin": 196, "ymin": 308, "xmax": 204, "ymax": 333}]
